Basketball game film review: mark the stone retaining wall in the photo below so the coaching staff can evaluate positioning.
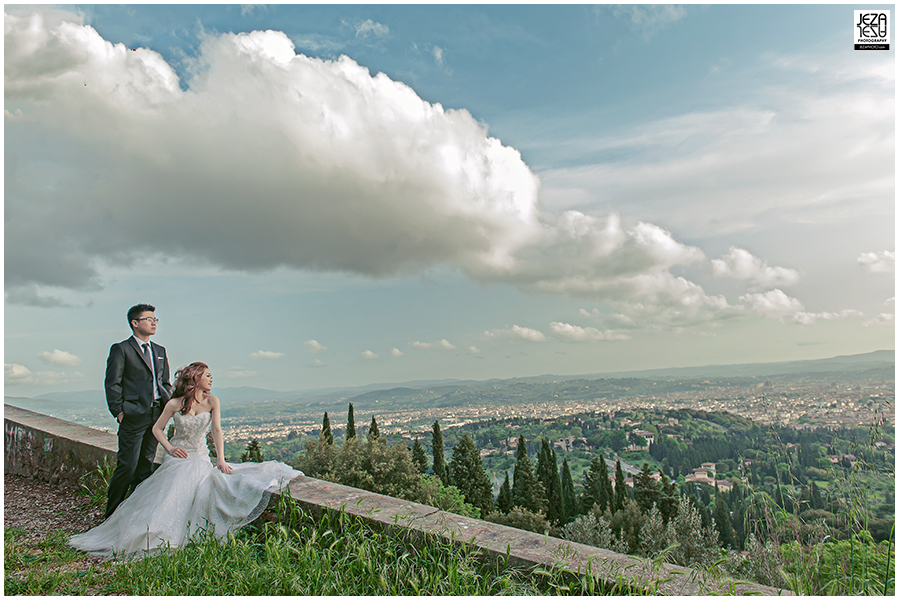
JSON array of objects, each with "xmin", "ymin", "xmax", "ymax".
[
  {"xmin": 4, "ymin": 404, "xmax": 788, "ymax": 595},
  {"xmin": 5, "ymin": 405, "xmax": 117, "ymax": 486}
]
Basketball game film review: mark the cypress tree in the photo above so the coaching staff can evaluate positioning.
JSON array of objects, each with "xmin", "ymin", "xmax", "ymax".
[
  {"xmin": 411, "ymin": 437, "xmax": 428, "ymax": 473},
  {"xmin": 600, "ymin": 456, "xmax": 614, "ymax": 514},
  {"xmin": 251, "ymin": 439, "xmax": 263, "ymax": 462},
  {"xmin": 584, "ymin": 456, "xmax": 603, "ymax": 508},
  {"xmin": 634, "ymin": 462, "xmax": 660, "ymax": 513},
  {"xmin": 321, "ymin": 412, "xmax": 334, "ymax": 445},
  {"xmin": 731, "ymin": 497, "xmax": 747, "ymax": 551},
  {"xmin": 560, "ymin": 458, "xmax": 577, "ymax": 522},
  {"xmin": 536, "ymin": 439, "xmax": 553, "ymax": 493},
  {"xmin": 613, "ymin": 459, "xmax": 627, "ymax": 512},
  {"xmin": 346, "ymin": 403, "xmax": 356, "ymax": 440},
  {"xmin": 535, "ymin": 438, "xmax": 564, "ymax": 524},
  {"xmin": 658, "ymin": 469, "xmax": 678, "ymax": 523},
  {"xmin": 584, "ymin": 453, "xmax": 613, "ymax": 513},
  {"xmin": 497, "ymin": 472, "xmax": 513, "ymax": 513},
  {"xmin": 448, "ymin": 434, "xmax": 494, "ymax": 515},
  {"xmin": 547, "ymin": 448, "xmax": 564, "ymax": 526},
  {"xmin": 431, "ymin": 420, "xmax": 448, "ymax": 485},
  {"xmin": 714, "ymin": 488, "xmax": 734, "ymax": 549},
  {"xmin": 368, "ymin": 415, "xmax": 380, "ymax": 441},
  {"xmin": 242, "ymin": 438, "xmax": 264, "ymax": 463},
  {"xmin": 810, "ymin": 480, "xmax": 823, "ymax": 511},
  {"xmin": 512, "ymin": 436, "xmax": 544, "ymax": 513}
]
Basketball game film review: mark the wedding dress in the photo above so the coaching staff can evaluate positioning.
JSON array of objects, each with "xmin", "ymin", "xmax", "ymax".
[{"xmin": 69, "ymin": 411, "xmax": 302, "ymax": 558}]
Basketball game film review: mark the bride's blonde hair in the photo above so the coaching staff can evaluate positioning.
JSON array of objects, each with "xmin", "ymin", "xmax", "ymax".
[{"xmin": 172, "ymin": 362, "xmax": 209, "ymax": 415}]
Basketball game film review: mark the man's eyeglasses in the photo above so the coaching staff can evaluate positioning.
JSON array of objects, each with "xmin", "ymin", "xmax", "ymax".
[{"xmin": 135, "ymin": 317, "xmax": 160, "ymax": 324}]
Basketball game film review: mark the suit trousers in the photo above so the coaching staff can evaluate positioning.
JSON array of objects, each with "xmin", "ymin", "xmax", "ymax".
[{"xmin": 105, "ymin": 409, "xmax": 160, "ymax": 519}]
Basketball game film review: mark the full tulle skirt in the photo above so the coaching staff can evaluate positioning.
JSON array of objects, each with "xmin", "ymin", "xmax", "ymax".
[{"xmin": 69, "ymin": 455, "xmax": 301, "ymax": 558}]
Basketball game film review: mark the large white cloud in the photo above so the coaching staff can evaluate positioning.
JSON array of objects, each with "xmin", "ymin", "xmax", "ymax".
[
  {"xmin": 4, "ymin": 10, "xmax": 732, "ymax": 312},
  {"xmin": 5, "ymin": 12, "xmax": 541, "ymax": 294}
]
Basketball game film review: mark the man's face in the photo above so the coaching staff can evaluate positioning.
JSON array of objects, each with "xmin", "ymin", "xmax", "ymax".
[{"xmin": 131, "ymin": 311, "xmax": 158, "ymax": 338}]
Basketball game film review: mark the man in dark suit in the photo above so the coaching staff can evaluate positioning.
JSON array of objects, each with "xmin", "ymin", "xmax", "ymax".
[{"xmin": 104, "ymin": 303, "xmax": 174, "ymax": 519}]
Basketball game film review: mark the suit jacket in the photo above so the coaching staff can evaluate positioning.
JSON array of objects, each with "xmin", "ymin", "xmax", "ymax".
[{"xmin": 105, "ymin": 337, "xmax": 173, "ymax": 424}]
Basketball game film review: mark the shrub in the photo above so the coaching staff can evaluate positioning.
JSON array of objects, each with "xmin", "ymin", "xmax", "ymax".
[{"xmin": 484, "ymin": 507, "xmax": 550, "ymax": 535}]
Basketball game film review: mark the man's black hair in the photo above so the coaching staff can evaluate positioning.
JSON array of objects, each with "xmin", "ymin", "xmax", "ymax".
[{"xmin": 127, "ymin": 304, "xmax": 156, "ymax": 330}]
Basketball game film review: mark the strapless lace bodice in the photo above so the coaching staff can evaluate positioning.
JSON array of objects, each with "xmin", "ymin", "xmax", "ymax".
[{"xmin": 167, "ymin": 412, "xmax": 212, "ymax": 459}]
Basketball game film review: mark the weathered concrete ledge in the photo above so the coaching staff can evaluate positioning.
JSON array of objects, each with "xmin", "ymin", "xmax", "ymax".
[
  {"xmin": 5, "ymin": 404, "xmax": 788, "ymax": 595},
  {"xmin": 288, "ymin": 477, "xmax": 788, "ymax": 595},
  {"xmin": 5, "ymin": 404, "xmax": 117, "ymax": 486}
]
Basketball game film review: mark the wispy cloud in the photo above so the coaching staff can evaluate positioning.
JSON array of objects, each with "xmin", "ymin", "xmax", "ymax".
[
  {"xmin": 5, "ymin": 284, "xmax": 76, "ymax": 308},
  {"xmin": 411, "ymin": 339, "xmax": 456, "ymax": 350},
  {"xmin": 361, "ymin": 350, "xmax": 379, "ymax": 360},
  {"xmin": 250, "ymin": 350, "xmax": 285, "ymax": 360},
  {"xmin": 540, "ymin": 51, "xmax": 893, "ymax": 241},
  {"xmin": 792, "ymin": 309, "xmax": 863, "ymax": 326},
  {"xmin": 37, "ymin": 349, "xmax": 82, "ymax": 367},
  {"xmin": 609, "ymin": 4, "xmax": 688, "ymax": 40},
  {"xmin": 240, "ymin": 5, "xmax": 266, "ymax": 17},
  {"xmin": 290, "ymin": 34, "xmax": 344, "ymax": 54},
  {"xmin": 221, "ymin": 366, "xmax": 257, "ymax": 379},
  {"xmin": 484, "ymin": 325, "xmax": 546, "ymax": 342},
  {"xmin": 738, "ymin": 290, "xmax": 865, "ymax": 326},
  {"xmin": 5, "ymin": 363, "xmax": 78, "ymax": 386},
  {"xmin": 344, "ymin": 18, "xmax": 389, "ymax": 38},
  {"xmin": 305, "ymin": 340, "xmax": 328, "ymax": 353},
  {"xmin": 549, "ymin": 322, "xmax": 629, "ymax": 342},
  {"xmin": 390, "ymin": 347, "xmax": 404, "ymax": 357},
  {"xmin": 863, "ymin": 313, "xmax": 894, "ymax": 327}
]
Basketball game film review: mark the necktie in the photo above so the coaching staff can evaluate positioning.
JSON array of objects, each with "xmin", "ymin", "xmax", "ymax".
[{"xmin": 142, "ymin": 343, "xmax": 158, "ymax": 400}]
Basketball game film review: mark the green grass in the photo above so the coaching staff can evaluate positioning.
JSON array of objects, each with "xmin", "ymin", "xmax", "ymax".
[
  {"xmin": 113, "ymin": 496, "xmax": 645, "ymax": 595},
  {"xmin": 7, "ymin": 494, "xmax": 642, "ymax": 595},
  {"xmin": 4, "ymin": 528, "xmax": 117, "ymax": 595}
]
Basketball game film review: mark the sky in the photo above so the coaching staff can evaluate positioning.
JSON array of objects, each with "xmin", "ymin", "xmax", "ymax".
[{"xmin": 4, "ymin": 4, "xmax": 895, "ymax": 398}]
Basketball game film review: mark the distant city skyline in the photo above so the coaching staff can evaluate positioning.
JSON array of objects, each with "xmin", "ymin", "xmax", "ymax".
[{"xmin": 5, "ymin": 5, "xmax": 894, "ymax": 399}]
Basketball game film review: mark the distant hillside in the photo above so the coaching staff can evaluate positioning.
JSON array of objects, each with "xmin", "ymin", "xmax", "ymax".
[
  {"xmin": 596, "ymin": 349, "xmax": 894, "ymax": 380},
  {"xmin": 6, "ymin": 349, "xmax": 893, "ymax": 425}
]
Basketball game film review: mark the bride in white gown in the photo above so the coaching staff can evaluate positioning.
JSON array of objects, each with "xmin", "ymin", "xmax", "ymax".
[{"xmin": 69, "ymin": 362, "xmax": 302, "ymax": 558}]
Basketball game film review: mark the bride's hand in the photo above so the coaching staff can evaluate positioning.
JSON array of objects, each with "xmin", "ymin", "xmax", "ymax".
[
  {"xmin": 217, "ymin": 460, "xmax": 232, "ymax": 475},
  {"xmin": 169, "ymin": 446, "xmax": 188, "ymax": 459}
]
